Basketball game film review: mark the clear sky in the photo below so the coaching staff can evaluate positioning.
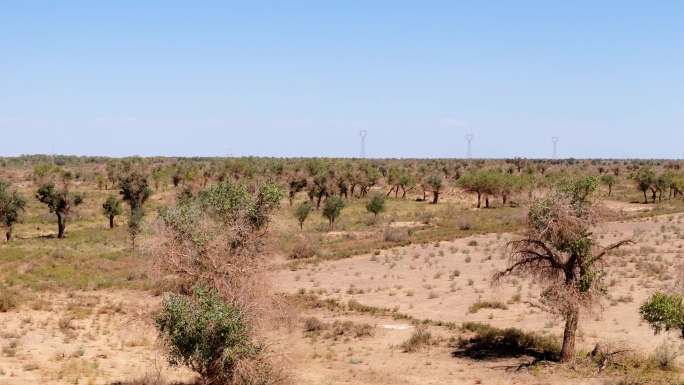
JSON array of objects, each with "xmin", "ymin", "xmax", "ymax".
[{"xmin": 2, "ymin": 1, "xmax": 683, "ymax": 158}]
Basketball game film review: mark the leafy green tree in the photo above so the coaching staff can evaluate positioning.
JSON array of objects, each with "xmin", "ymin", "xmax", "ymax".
[
  {"xmin": 294, "ymin": 201, "xmax": 312, "ymax": 230},
  {"xmin": 494, "ymin": 177, "xmax": 632, "ymax": 362},
  {"xmin": 365, "ymin": 193, "xmax": 385, "ymax": 220},
  {"xmin": 118, "ymin": 172, "xmax": 152, "ymax": 246},
  {"xmin": 36, "ymin": 183, "xmax": 83, "ymax": 238},
  {"xmin": 600, "ymin": 174, "xmax": 616, "ymax": 196},
  {"xmin": 426, "ymin": 175, "xmax": 443, "ymax": 204},
  {"xmin": 288, "ymin": 176, "xmax": 308, "ymax": 206},
  {"xmin": 322, "ymin": 196, "xmax": 344, "ymax": 230},
  {"xmin": 0, "ymin": 181, "xmax": 26, "ymax": 241},
  {"xmin": 497, "ymin": 173, "xmax": 522, "ymax": 206},
  {"xmin": 640, "ymin": 292, "xmax": 684, "ymax": 338},
  {"xmin": 458, "ymin": 171, "xmax": 498, "ymax": 208},
  {"xmin": 33, "ymin": 162, "xmax": 59, "ymax": 184},
  {"xmin": 102, "ymin": 194, "xmax": 123, "ymax": 229},
  {"xmin": 634, "ymin": 167, "xmax": 656, "ymax": 204}
]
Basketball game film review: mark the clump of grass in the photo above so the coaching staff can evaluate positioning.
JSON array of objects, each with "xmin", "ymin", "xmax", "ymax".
[
  {"xmin": 468, "ymin": 300, "xmax": 508, "ymax": 314},
  {"xmin": 302, "ymin": 316, "xmax": 373, "ymax": 339},
  {"xmin": 650, "ymin": 342, "xmax": 680, "ymax": 370},
  {"xmin": 303, "ymin": 317, "xmax": 326, "ymax": 333},
  {"xmin": 400, "ymin": 326, "xmax": 434, "ymax": 352},
  {"xmin": 0, "ymin": 285, "xmax": 21, "ymax": 312},
  {"xmin": 327, "ymin": 320, "xmax": 374, "ymax": 339}
]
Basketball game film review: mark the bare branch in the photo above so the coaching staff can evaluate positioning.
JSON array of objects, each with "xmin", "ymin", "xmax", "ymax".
[{"xmin": 588, "ymin": 239, "xmax": 633, "ymax": 265}]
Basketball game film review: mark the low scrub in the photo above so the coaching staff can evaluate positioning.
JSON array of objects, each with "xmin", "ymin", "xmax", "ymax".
[
  {"xmin": 288, "ymin": 238, "xmax": 317, "ymax": 260},
  {"xmin": 302, "ymin": 317, "xmax": 374, "ymax": 340},
  {"xmin": 400, "ymin": 326, "xmax": 435, "ymax": 353},
  {"xmin": 383, "ymin": 226, "xmax": 410, "ymax": 242},
  {"xmin": 468, "ymin": 300, "xmax": 508, "ymax": 314}
]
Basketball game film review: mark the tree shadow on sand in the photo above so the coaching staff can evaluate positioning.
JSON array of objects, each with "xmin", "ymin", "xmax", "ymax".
[{"xmin": 451, "ymin": 322, "xmax": 559, "ymax": 369}]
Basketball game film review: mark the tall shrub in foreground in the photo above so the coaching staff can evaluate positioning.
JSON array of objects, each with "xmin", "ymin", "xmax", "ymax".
[
  {"xmin": 155, "ymin": 288, "xmax": 262, "ymax": 382},
  {"xmin": 151, "ymin": 180, "xmax": 287, "ymax": 384}
]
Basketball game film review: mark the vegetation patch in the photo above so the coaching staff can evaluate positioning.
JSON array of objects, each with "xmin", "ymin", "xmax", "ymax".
[{"xmin": 468, "ymin": 300, "xmax": 508, "ymax": 314}]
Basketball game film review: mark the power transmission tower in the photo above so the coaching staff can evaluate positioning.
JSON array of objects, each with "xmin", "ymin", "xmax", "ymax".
[
  {"xmin": 359, "ymin": 130, "xmax": 368, "ymax": 158},
  {"xmin": 552, "ymin": 136, "xmax": 559, "ymax": 159},
  {"xmin": 465, "ymin": 133, "xmax": 474, "ymax": 158}
]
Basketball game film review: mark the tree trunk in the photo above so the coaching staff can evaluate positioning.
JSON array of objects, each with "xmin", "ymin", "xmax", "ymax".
[
  {"xmin": 57, "ymin": 214, "xmax": 65, "ymax": 239},
  {"xmin": 109, "ymin": 215, "xmax": 115, "ymax": 229},
  {"xmin": 432, "ymin": 191, "xmax": 439, "ymax": 204},
  {"xmin": 5, "ymin": 225, "xmax": 11, "ymax": 242},
  {"xmin": 386, "ymin": 187, "xmax": 394, "ymax": 197},
  {"xmin": 608, "ymin": 184, "xmax": 612, "ymax": 196},
  {"xmin": 485, "ymin": 196, "xmax": 490, "ymax": 208},
  {"xmin": 643, "ymin": 190, "xmax": 648, "ymax": 204},
  {"xmin": 560, "ymin": 306, "xmax": 579, "ymax": 363}
]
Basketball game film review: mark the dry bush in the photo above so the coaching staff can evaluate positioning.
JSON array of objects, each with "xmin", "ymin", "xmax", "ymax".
[
  {"xmin": 400, "ymin": 326, "xmax": 435, "ymax": 353},
  {"xmin": 0, "ymin": 285, "xmax": 21, "ymax": 312},
  {"xmin": 146, "ymin": 181, "xmax": 292, "ymax": 385},
  {"xmin": 288, "ymin": 235, "xmax": 317, "ymax": 260},
  {"xmin": 468, "ymin": 300, "xmax": 508, "ymax": 314},
  {"xmin": 383, "ymin": 225, "xmax": 409, "ymax": 242}
]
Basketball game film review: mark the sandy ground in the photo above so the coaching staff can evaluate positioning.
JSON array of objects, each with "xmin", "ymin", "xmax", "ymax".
[
  {"xmin": 0, "ymin": 291, "xmax": 194, "ymax": 385},
  {"xmin": 273, "ymin": 212, "xmax": 684, "ymax": 384},
  {"xmin": 1, "ymin": 210, "xmax": 683, "ymax": 384}
]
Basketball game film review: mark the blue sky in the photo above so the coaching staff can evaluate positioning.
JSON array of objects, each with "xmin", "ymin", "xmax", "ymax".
[{"xmin": 1, "ymin": 1, "xmax": 683, "ymax": 158}]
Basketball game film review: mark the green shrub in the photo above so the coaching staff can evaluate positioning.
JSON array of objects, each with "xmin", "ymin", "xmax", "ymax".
[
  {"xmin": 294, "ymin": 201, "xmax": 312, "ymax": 230},
  {"xmin": 155, "ymin": 288, "xmax": 259, "ymax": 381},
  {"xmin": 365, "ymin": 194, "xmax": 385, "ymax": 220},
  {"xmin": 640, "ymin": 292, "xmax": 684, "ymax": 336}
]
